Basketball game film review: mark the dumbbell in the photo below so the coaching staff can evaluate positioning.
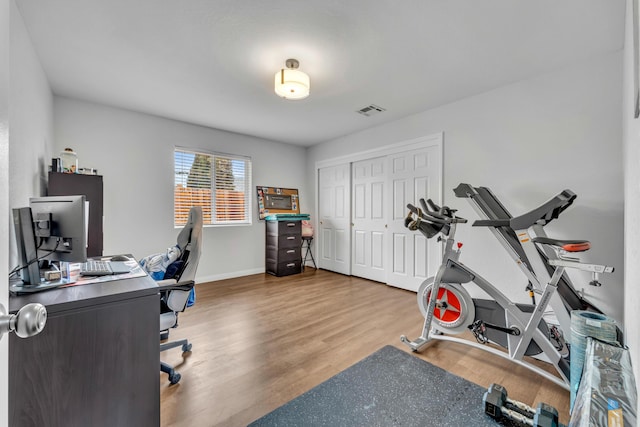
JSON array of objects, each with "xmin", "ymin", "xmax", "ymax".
[
  {"xmin": 484, "ymin": 383, "xmax": 534, "ymax": 420},
  {"xmin": 533, "ymin": 403, "xmax": 562, "ymax": 427},
  {"xmin": 483, "ymin": 383, "xmax": 565, "ymax": 427}
]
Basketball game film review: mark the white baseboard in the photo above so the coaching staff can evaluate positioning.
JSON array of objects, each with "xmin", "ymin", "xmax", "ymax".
[{"xmin": 195, "ymin": 268, "xmax": 264, "ymax": 284}]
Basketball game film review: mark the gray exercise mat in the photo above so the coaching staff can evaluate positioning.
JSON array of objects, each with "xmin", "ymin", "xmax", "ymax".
[{"xmin": 249, "ymin": 345, "xmax": 502, "ymax": 426}]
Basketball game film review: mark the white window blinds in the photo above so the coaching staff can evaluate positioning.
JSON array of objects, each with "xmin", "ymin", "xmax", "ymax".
[{"xmin": 174, "ymin": 148, "xmax": 252, "ymax": 227}]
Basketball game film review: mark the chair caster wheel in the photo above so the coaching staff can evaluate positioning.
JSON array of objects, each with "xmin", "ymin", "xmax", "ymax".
[
  {"xmin": 169, "ymin": 372, "xmax": 181, "ymax": 384},
  {"xmin": 182, "ymin": 343, "xmax": 192, "ymax": 352}
]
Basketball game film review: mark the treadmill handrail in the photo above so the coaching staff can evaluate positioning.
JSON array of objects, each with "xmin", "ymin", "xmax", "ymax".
[
  {"xmin": 473, "ymin": 219, "xmax": 511, "ymax": 227},
  {"xmin": 453, "ymin": 183, "xmax": 477, "ymax": 199},
  {"xmin": 509, "ymin": 190, "xmax": 576, "ymax": 230}
]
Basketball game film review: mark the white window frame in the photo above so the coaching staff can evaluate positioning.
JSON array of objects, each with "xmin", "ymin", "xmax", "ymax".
[{"xmin": 174, "ymin": 147, "xmax": 252, "ymax": 227}]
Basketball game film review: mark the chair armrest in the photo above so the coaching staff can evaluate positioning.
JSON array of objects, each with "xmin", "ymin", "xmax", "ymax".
[
  {"xmin": 159, "ymin": 280, "xmax": 195, "ymax": 313},
  {"xmin": 156, "ymin": 279, "xmax": 195, "ymax": 292},
  {"xmin": 156, "ymin": 278, "xmax": 177, "ymax": 287}
]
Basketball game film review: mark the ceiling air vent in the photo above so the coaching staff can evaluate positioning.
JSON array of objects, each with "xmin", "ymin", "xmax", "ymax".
[{"xmin": 356, "ymin": 104, "xmax": 386, "ymax": 117}]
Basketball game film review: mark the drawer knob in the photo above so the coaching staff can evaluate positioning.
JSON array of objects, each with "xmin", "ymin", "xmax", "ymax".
[{"xmin": 287, "ymin": 236, "xmax": 295, "ymax": 240}]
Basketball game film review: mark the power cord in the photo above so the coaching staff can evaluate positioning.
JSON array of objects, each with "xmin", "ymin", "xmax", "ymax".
[{"xmin": 8, "ymin": 238, "xmax": 61, "ymax": 279}]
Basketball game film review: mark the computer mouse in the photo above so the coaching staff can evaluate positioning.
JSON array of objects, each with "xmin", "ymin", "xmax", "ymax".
[{"xmin": 110, "ymin": 255, "xmax": 130, "ymax": 262}]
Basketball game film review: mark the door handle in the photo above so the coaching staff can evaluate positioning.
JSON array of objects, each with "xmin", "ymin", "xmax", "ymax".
[{"xmin": 0, "ymin": 302, "xmax": 47, "ymax": 340}]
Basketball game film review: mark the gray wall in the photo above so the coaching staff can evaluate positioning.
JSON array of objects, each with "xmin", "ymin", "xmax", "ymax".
[
  {"xmin": 8, "ymin": 0, "xmax": 54, "ymax": 268},
  {"xmin": 622, "ymin": 0, "xmax": 639, "ymax": 412},
  {"xmin": 308, "ymin": 51, "xmax": 624, "ymax": 323},
  {"xmin": 54, "ymin": 97, "xmax": 308, "ymax": 282},
  {"xmin": 1, "ymin": 1, "xmax": 9, "ymax": 425},
  {"xmin": 6, "ymin": 4, "xmax": 53, "ymax": 424},
  {"xmin": 8, "ymin": 0, "xmax": 53, "ymax": 204}
]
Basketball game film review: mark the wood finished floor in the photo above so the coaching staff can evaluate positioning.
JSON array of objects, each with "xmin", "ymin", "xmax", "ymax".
[{"xmin": 160, "ymin": 269, "xmax": 570, "ymax": 427}]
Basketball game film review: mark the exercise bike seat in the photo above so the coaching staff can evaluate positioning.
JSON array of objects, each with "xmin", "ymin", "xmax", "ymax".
[{"xmin": 532, "ymin": 237, "xmax": 590, "ymax": 252}]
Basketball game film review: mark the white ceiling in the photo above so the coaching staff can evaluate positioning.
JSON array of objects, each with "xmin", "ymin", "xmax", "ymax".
[{"xmin": 16, "ymin": 0, "xmax": 625, "ymax": 147}]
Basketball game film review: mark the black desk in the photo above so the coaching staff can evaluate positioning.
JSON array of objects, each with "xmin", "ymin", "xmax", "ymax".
[{"xmin": 9, "ymin": 273, "xmax": 160, "ymax": 427}]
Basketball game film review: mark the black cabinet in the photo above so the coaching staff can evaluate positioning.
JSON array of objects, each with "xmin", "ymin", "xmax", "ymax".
[
  {"xmin": 9, "ymin": 275, "xmax": 160, "ymax": 427},
  {"xmin": 48, "ymin": 172, "xmax": 103, "ymax": 257},
  {"xmin": 266, "ymin": 220, "xmax": 302, "ymax": 276}
]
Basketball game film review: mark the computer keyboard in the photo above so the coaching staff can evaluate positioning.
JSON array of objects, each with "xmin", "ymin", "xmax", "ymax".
[{"xmin": 80, "ymin": 260, "xmax": 112, "ymax": 276}]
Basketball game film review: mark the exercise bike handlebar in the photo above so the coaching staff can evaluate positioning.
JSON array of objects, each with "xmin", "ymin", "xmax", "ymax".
[
  {"xmin": 422, "ymin": 198, "xmax": 440, "ymax": 213},
  {"xmin": 406, "ymin": 203, "xmax": 468, "ymax": 225},
  {"xmin": 405, "ymin": 198, "xmax": 467, "ymax": 238}
]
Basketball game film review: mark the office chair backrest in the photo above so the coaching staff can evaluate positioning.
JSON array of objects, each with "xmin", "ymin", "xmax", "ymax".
[
  {"xmin": 165, "ymin": 206, "xmax": 202, "ymax": 313},
  {"xmin": 176, "ymin": 206, "xmax": 203, "ymax": 282}
]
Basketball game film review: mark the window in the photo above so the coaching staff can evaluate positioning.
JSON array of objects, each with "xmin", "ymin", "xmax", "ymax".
[{"xmin": 174, "ymin": 148, "xmax": 252, "ymax": 227}]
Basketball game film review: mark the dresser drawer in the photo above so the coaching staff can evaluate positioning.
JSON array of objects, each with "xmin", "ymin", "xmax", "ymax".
[
  {"xmin": 266, "ymin": 259, "xmax": 302, "ymax": 277},
  {"xmin": 266, "ymin": 233, "xmax": 302, "ymax": 249},
  {"xmin": 278, "ymin": 247, "xmax": 301, "ymax": 262},
  {"xmin": 267, "ymin": 220, "xmax": 301, "ymax": 235},
  {"xmin": 265, "ymin": 246, "xmax": 300, "ymax": 262}
]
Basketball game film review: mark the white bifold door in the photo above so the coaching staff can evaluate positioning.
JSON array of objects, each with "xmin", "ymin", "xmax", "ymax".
[
  {"xmin": 318, "ymin": 164, "xmax": 351, "ymax": 275},
  {"xmin": 351, "ymin": 157, "xmax": 387, "ymax": 283},
  {"xmin": 386, "ymin": 147, "xmax": 442, "ymax": 291},
  {"xmin": 317, "ymin": 136, "xmax": 442, "ymax": 292}
]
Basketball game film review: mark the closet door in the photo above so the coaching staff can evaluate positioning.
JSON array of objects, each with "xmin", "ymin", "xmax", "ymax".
[
  {"xmin": 318, "ymin": 164, "xmax": 351, "ymax": 275},
  {"xmin": 351, "ymin": 157, "xmax": 386, "ymax": 282},
  {"xmin": 387, "ymin": 147, "xmax": 442, "ymax": 291}
]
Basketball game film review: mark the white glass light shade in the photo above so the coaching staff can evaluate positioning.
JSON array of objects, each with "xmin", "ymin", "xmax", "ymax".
[{"xmin": 274, "ymin": 68, "xmax": 310, "ymax": 100}]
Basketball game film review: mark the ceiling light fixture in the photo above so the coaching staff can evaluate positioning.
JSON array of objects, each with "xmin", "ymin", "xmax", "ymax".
[{"xmin": 274, "ymin": 59, "xmax": 310, "ymax": 100}]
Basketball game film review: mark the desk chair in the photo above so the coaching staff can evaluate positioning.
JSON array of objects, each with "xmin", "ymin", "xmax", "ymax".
[{"xmin": 156, "ymin": 206, "xmax": 203, "ymax": 384}]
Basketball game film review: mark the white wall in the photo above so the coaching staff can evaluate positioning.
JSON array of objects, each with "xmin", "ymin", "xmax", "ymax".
[
  {"xmin": 54, "ymin": 97, "xmax": 308, "ymax": 282},
  {"xmin": 622, "ymin": 0, "xmax": 640, "ymax": 410},
  {"xmin": 8, "ymin": 0, "xmax": 53, "ymax": 209},
  {"xmin": 8, "ymin": 1, "xmax": 53, "ymax": 265},
  {"xmin": 5, "ymin": 3, "xmax": 54, "ymax": 425},
  {"xmin": 8, "ymin": 0, "xmax": 54, "ymax": 267},
  {"xmin": 308, "ymin": 52, "xmax": 624, "ymax": 322},
  {"xmin": 0, "ymin": 1, "xmax": 8, "ymax": 425}
]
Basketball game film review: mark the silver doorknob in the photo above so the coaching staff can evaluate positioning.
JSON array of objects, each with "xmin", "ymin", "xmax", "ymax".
[{"xmin": 0, "ymin": 302, "xmax": 47, "ymax": 340}]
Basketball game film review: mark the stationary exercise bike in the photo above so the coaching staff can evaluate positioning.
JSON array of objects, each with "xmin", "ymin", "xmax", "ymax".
[{"xmin": 400, "ymin": 184, "xmax": 616, "ymax": 389}]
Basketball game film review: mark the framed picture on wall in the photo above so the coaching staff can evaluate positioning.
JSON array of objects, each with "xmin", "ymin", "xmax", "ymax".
[{"xmin": 256, "ymin": 186, "xmax": 300, "ymax": 220}]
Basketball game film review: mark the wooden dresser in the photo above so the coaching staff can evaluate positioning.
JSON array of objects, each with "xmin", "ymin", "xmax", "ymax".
[{"xmin": 265, "ymin": 220, "xmax": 302, "ymax": 276}]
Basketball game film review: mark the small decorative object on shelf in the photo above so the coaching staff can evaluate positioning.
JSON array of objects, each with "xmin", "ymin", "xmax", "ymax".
[
  {"xmin": 77, "ymin": 167, "xmax": 98, "ymax": 175},
  {"xmin": 60, "ymin": 148, "xmax": 78, "ymax": 173}
]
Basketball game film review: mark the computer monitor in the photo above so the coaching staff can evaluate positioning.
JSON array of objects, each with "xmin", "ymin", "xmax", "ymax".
[
  {"xmin": 12, "ymin": 207, "xmax": 42, "ymax": 286},
  {"xmin": 30, "ymin": 195, "xmax": 88, "ymax": 263},
  {"xmin": 11, "ymin": 195, "xmax": 87, "ymax": 293}
]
